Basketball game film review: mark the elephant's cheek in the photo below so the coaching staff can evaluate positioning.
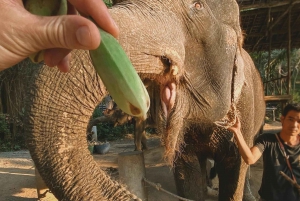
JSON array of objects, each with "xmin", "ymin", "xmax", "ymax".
[{"xmin": 160, "ymin": 82, "xmax": 176, "ymax": 117}]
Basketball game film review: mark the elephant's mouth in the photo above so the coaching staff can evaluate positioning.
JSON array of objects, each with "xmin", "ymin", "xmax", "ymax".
[
  {"xmin": 137, "ymin": 51, "xmax": 184, "ymax": 165},
  {"xmin": 141, "ymin": 52, "xmax": 183, "ymax": 118}
]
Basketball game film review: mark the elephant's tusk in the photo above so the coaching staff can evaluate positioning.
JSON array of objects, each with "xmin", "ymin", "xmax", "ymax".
[{"xmin": 171, "ymin": 65, "xmax": 179, "ymax": 76}]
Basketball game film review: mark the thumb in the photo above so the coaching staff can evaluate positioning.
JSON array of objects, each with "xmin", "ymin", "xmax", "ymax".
[{"xmin": 27, "ymin": 14, "xmax": 101, "ymax": 52}]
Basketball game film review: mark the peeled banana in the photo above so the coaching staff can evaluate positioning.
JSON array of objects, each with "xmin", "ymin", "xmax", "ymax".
[{"xmin": 24, "ymin": 0, "xmax": 150, "ymax": 118}]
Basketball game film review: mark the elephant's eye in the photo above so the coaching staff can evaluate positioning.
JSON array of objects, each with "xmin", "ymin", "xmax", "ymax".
[{"xmin": 194, "ymin": 2, "xmax": 204, "ymax": 10}]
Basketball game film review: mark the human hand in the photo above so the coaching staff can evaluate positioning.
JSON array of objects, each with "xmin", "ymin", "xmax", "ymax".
[
  {"xmin": 0, "ymin": 0, "xmax": 119, "ymax": 72},
  {"xmin": 227, "ymin": 116, "xmax": 241, "ymax": 135}
]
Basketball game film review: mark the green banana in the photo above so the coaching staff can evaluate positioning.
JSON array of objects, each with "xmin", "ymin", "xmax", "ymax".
[
  {"xmin": 90, "ymin": 29, "xmax": 150, "ymax": 119},
  {"xmin": 24, "ymin": 0, "xmax": 67, "ymax": 62},
  {"xmin": 24, "ymin": 0, "xmax": 150, "ymax": 118}
]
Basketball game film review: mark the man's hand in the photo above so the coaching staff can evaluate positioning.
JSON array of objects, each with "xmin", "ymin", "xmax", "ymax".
[
  {"xmin": 0, "ymin": 0, "xmax": 119, "ymax": 72},
  {"xmin": 227, "ymin": 116, "xmax": 262, "ymax": 165},
  {"xmin": 227, "ymin": 116, "xmax": 241, "ymax": 136}
]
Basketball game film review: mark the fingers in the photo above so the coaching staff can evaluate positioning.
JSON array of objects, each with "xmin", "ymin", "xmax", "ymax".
[
  {"xmin": 67, "ymin": 2, "xmax": 77, "ymax": 15},
  {"xmin": 68, "ymin": 0, "xmax": 119, "ymax": 38},
  {"xmin": 227, "ymin": 116, "xmax": 240, "ymax": 132},
  {"xmin": 56, "ymin": 53, "xmax": 71, "ymax": 73},
  {"xmin": 23, "ymin": 14, "xmax": 100, "ymax": 71},
  {"xmin": 44, "ymin": 48, "xmax": 71, "ymax": 67},
  {"xmin": 0, "ymin": 0, "xmax": 119, "ymax": 71},
  {"xmin": 235, "ymin": 116, "xmax": 240, "ymax": 124},
  {"xmin": 25, "ymin": 0, "xmax": 119, "ymax": 70},
  {"xmin": 28, "ymin": 14, "xmax": 101, "ymax": 51},
  {"xmin": 44, "ymin": 49, "xmax": 71, "ymax": 72}
]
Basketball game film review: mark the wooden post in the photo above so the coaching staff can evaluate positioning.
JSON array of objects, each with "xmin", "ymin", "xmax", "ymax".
[
  {"xmin": 118, "ymin": 151, "xmax": 147, "ymax": 200},
  {"xmin": 267, "ymin": 7, "xmax": 272, "ymax": 96},
  {"xmin": 35, "ymin": 168, "xmax": 57, "ymax": 200},
  {"xmin": 287, "ymin": 6, "xmax": 292, "ymax": 96}
]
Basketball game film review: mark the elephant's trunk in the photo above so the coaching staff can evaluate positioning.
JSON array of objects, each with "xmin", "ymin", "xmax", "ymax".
[{"xmin": 25, "ymin": 50, "xmax": 137, "ymax": 200}]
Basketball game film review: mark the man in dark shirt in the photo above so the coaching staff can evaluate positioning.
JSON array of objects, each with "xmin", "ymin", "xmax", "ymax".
[{"xmin": 228, "ymin": 103, "xmax": 300, "ymax": 201}]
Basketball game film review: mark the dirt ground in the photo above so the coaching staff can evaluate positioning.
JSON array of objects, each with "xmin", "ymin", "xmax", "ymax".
[{"xmin": 0, "ymin": 122, "xmax": 282, "ymax": 201}]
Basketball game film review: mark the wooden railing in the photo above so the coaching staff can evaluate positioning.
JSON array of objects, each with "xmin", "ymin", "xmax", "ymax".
[
  {"xmin": 264, "ymin": 76, "xmax": 289, "ymax": 96},
  {"xmin": 264, "ymin": 76, "xmax": 292, "ymax": 102}
]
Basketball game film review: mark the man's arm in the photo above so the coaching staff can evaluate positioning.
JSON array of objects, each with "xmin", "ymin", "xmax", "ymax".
[{"xmin": 228, "ymin": 117, "xmax": 262, "ymax": 165}]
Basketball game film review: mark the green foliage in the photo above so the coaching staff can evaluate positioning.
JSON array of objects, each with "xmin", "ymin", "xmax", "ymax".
[
  {"xmin": 145, "ymin": 127, "xmax": 156, "ymax": 134},
  {"xmin": 292, "ymin": 92, "xmax": 300, "ymax": 103},
  {"xmin": 0, "ymin": 114, "xmax": 23, "ymax": 151},
  {"xmin": 0, "ymin": 140, "xmax": 22, "ymax": 152},
  {"xmin": 250, "ymin": 48, "xmax": 300, "ymax": 96},
  {"xmin": 92, "ymin": 106, "xmax": 103, "ymax": 119},
  {"xmin": 0, "ymin": 114, "xmax": 10, "ymax": 139},
  {"xmin": 0, "ymin": 60, "xmax": 40, "ymax": 152},
  {"xmin": 250, "ymin": 49, "xmax": 300, "ymax": 82},
  {"xmin": 96, "ymin": 122, "xmax": 134, "ymax": 141},
  {"xmin": 103, "ymin": 0, "xmax": 113, "ymax": 7}
]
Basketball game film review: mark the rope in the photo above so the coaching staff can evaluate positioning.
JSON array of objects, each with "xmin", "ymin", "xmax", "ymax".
[{"xmin": 142, "ymin": 177, "xmax": 195, "ymax": 201}]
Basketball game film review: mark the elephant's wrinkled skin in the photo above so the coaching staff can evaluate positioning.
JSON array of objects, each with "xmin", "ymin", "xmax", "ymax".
[{"xmin": 25, "ymin": 0, "xmax": 265, "ymax": 200}]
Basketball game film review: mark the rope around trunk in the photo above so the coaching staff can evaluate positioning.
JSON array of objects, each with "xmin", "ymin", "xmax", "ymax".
[{"xmin": 143, "ymin": 177, "xmax": 195, "ymax": 201}]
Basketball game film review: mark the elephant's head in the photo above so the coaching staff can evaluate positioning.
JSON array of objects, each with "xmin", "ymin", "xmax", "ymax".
[{"xmin": 109, "ymin": 0, "xmax": 245, "ymax": 163}]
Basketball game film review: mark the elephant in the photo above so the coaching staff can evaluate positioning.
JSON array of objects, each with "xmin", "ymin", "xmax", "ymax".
[
  {"xmin": 24, "ymin": 0, "xmax": 265, "ymax": 200},
  {"xmin": 87, "ymin": 90, "xmax": 157, "ymax": 151},
  {"xmin": 87, "ymin": 100, "xmax": 150, "ymax": 151}
]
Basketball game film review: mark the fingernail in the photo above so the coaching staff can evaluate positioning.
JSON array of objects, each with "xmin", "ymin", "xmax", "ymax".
[
  {"xmin": 76, "ymin": 26, "xmax": 92, "ymax": 47},
  {"xmin": 112, "ymin": 19, "xmax": 119, "ymax": 38},
  {"xmin": 57, "ymin": 55, "xmax": 70, "ymax": 73}
]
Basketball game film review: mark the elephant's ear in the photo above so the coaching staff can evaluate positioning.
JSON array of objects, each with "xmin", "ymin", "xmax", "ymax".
[{"xmin": 232, "ymin": 47, "xmax": 245, "ymax": 104}]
